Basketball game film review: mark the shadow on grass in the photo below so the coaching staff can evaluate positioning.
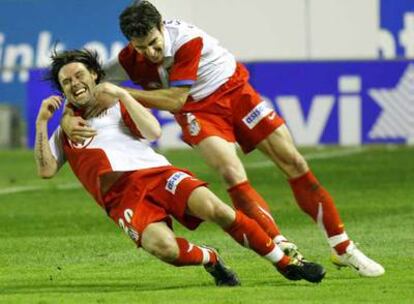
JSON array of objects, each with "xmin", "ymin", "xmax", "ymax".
[
  {"xmin": 0, "ymin": 275, "xmax": 347, "ymax": 296},
  {"xmin": 0, "ymin": 280, "xmax": 212, "ymax": 295}
]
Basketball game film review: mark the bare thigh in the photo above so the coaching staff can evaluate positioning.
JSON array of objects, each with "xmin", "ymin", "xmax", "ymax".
[{"xmin": 195, "ymin": 136, "xmax": 248, "ymax": 186}]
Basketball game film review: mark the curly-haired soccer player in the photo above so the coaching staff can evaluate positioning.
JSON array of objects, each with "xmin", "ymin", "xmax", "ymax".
[{"xmin": 35, "ymin": 49, "xmax": 326, "ymax": 286}]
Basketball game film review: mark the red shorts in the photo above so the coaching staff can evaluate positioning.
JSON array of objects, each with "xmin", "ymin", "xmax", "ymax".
[
  {"xmin": 175, "ymin": 63, "xmax": 284, "ymax": 153},
  {"xmin": 102, "ymin": 166, "xmax": 207, "ymax": 246}
]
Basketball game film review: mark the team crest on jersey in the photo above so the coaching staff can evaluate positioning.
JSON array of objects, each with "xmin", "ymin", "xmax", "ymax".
[
  {"xmin": 242, "ymin": 101, "xmax": 273, "ymax": 129},
  {"xmin": 165, "ymin": 171, "xmax": 191, "ymax": 194},
  {"xmin": 186, "ymin": 113, "xmax": 201, "ymax": 136},
  {"xmin": 68, "ymin": 136, "xmax": 94, "ymax": 149}
]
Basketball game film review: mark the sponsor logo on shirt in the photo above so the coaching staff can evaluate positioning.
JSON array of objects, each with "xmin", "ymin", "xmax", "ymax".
[
  {"xmin": 165, "ymin": 171, "xmax": 191, "ymax": 194},
  {"xmin": 242, "ymin": 101, "xmax": 274, "ymax": 129}
]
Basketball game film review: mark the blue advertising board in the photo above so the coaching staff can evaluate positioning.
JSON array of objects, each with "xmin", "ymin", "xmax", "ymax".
[
  {"xmin": 0, "ymin": 0, "xmax": 131, "ymax": 109},
  {"xmin": 26, "ymin": 60, "xmax": 414, "ymax": 148},
  {"xmin": 380, "ymin": 0, "xmax": 414, "ymax": 58},
  {"xmin": 248, "ymin": 61, "xmax": 413, "ymax": 146}
]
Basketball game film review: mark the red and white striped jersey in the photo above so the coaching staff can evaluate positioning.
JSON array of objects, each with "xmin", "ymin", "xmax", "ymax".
[
  {"xmin": 49, "ymin": 102, "xmax": 170, "ymax": 204},
  {"xmin": 105, "ymin": 20, "xmax": 236, "ymax": 101}
]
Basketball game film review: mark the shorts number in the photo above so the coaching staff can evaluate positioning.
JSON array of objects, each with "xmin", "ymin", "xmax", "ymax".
[
  {"xmin": 118, "ymin": 208, "xmax": 140, "ymax": 242},
  {"xmin": 118, "ymin": 208, "xmax": 134, "ymax": 233}
]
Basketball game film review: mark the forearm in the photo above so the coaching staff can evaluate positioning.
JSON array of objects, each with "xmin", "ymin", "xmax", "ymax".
[
  {"xmin": 34, "ymin": 121, "xmax": 58, "ymax": 178},
  {"xmin": 118, "ymin": 91, "xmax": 161, "ymax": 141},
  {"xmin": 124, "ymin": 87, "xmax": 188, "ymax": 113},
  {"xmin": 61, "ymin": 106, "xmax": 74, "ymax": 133},
  {"xmin": 61, "ymin": 105, "xmax": 74, "ymax": 123}
]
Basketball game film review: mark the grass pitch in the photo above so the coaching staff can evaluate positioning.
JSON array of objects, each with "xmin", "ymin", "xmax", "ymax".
[{"xmin": 0, "ymin": 146, "xmax": 413, "ymax": 303}]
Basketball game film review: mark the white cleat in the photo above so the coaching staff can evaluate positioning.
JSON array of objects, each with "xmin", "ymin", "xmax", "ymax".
[
  {"xmin": 277, "ymin": 240, "xmax": 305, "ymax": 261},
  {"xmin": 331, "ymin": 242, "xmax": 385, "ymax": 277}
]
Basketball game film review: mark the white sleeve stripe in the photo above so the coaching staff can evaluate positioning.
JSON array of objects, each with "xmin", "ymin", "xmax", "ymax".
[{"xmin": 49, "ymin": 127, "xmax": 66, "ymax": 169}]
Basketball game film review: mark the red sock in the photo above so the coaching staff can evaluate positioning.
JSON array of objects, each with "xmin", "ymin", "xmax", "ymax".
[
  {"xmin": 224, "ymin": 210, "xmax": 287, "ymax": 265},
  {"xmin": 289, "ymin": 171, "xmax": 350, "ymax": 254},
  {"xmin": 170, "ymin": 238, "xmax": 217, "ymax": 267},
  {"xmin": 228, "ymin": 181, "xmax": 281, "ymax": 239}
]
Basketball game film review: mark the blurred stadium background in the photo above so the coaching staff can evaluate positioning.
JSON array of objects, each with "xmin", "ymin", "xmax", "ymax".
[
  {"xmin": 0, "ymin": 1, "xmax": 413, "ymax": 303},
  {"xmin": 0, "ymin": 0, "xmax": 413, "ymax": 149}
]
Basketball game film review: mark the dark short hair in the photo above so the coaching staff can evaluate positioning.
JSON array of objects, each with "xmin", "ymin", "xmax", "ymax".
[
  {"xmin": 46, "ymin": 49, "xmax": 105, "ymax": 92},
  {"xmin": 119, "ymin": 0, "xmax": 162, "ymax": 40}
]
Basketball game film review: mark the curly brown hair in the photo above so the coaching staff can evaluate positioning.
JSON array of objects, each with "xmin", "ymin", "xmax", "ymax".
[{"xmin": 46, "ymin": 49, "xmax": 105, "ymax": 92}]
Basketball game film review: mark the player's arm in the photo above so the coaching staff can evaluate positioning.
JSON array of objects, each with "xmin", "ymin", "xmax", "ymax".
[
  {"xmin": 60, "ymin": 105, "xmax": 97, "ymax": 143},
  {"xmin": 94, "ymin": 82, "xmax": 161, "ymax": 141},
  {"xmin": 124, "ymin": 86, "xmax": 190, "ymax": 113},
  {"xmin": 34, "ymin": 96, "xmax": 63, "ymax": 178},
  {"xmin": 121, "ymin": 37, "xmax": 203, "ymax": 113}
]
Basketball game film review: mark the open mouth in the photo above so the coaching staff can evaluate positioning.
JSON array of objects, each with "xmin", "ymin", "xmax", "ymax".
[{"xmin": 73, "ymin": 88, "xmax": 87, "ymax": 98}]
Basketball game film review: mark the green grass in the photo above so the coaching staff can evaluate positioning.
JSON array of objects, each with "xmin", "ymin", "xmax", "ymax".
[{"xmin": 0, "ymin": 146, "xmax": 413, "ymax": 303}]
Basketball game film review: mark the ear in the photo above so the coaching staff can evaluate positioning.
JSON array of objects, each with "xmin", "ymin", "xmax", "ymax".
[{"xmin": 91, "ymin": 71, "xmax": 98, "ymax": 82}]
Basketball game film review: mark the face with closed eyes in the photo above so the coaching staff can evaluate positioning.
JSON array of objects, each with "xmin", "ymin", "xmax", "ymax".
[
  {"xmin": 130, "ymin": 27, "xmax": 165, "ymax": 64},
  {"xmin": 58, "ymin": 62, "xmax": 97, "ymax": 108}
]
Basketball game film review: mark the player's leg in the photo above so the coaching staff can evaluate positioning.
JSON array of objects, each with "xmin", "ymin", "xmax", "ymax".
[
  {"xmin": 195, "ymin": 136, "xmax": 283, "ymax": 241},
  {"xmin": 140, "ymin": 220, "xmax": 240, "ymax": 286},
  {"xmin": 175, "ymin": 91, "xmax": 287, "ymax": 244},
  {"xmin": 256, "ymin": 124, "xmax": 384, "ymax": 277},
  {"xmin": 108, "ymin": 171, "xmax": 240, "ymax": 286},
  {"xmin": 185, "ymin": 186, "xmax": 326, "ymax": 283}
]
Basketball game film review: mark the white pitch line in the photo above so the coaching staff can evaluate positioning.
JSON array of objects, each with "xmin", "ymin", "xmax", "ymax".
[
  {"xmin": 0, "ymin": 182, "xmax": 81, "ymax": 196},
  {"xmin": 244, "ymin": 147, "xmax": 367, "ymax": 169},
  {"xmin": 0, "ymin": 147, "xmax": 366, "ymax": 196}
]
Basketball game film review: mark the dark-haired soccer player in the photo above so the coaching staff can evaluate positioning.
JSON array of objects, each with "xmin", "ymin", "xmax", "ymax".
[{"xmin": 62, "ymin": 1, "xmax": 384, "ymax": 277}]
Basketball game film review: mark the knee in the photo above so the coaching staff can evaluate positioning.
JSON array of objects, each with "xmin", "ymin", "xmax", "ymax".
[
  {"xmin": 204, "ymin": 196, "xmax": 235, "ymax": 227},
  {"xmin": 290, "ymin": 153, "xmax": 308, "ymax": 175},
  {"xmin": 142, "ymin": 234, "xmax": 179, "ymax": 263},
  {"xmin": 217, "ymin": 163, "xmax": 246, "ymax": 185},
  {"xmin": 280, "ymin": 152, "xmax": 309, "ymax": 178}
]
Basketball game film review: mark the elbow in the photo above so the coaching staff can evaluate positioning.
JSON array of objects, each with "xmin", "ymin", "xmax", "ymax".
[
  {"xmin": 145, "ymin": 125, "xmax": 162, "ymax": 141},
  {"xmin": 37, "ymin": 168, "xmax": 56, "ymax": 179},
  {"xmin": 169, "ymin": 91, "xmax": 188, "ymax": 113},
  {"xmin": 154, "ymin": 125, "xmax": 162, "ymax": 139},
  {"xmin": 170, "ymin": 98, "xmax": 186, "ymax": 113},
  {"xmin": 38, "ymin": 173, "xmax": 54, "ymax": 179}
]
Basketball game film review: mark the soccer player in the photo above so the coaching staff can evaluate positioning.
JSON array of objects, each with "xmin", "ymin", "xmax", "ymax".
[
  {"xmin": 35, "ymin": 49, "xmax": 326, "ymax": 286},
  {"xmin": 62, "ymin": 2, "xmax": 384, "ymax": 277}
]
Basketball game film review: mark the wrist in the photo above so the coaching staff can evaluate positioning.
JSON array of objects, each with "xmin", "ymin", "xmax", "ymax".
[
  {"xmin": 124, "ymin": 87, "xmax": 139, "ymax": 98},
  {"xmin": 36, "ymin": 119, "xmax": 48, "ymax": 127},
  {"xmin": 117, "ymin": 89, "xmax": 133, "ymax": 104}
]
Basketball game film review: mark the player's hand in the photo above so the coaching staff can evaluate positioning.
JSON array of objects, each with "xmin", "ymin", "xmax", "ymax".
[
  {"xmin": 94, "ymin": 82, "xmax": 126, "ymax": 99},
  {"xmin": 61, "ymin": 114, "xmax": 97, "ymax": 143},
  {"xmin": 36, "ymin": 95, "xmax": 63, "ymax": 123},
  {"xmin": 84, "ymin": 83, "xmax": 121, "ymax": 119}
]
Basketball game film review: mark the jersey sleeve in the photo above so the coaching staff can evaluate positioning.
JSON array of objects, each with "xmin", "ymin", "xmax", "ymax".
[
  {"xmin": 49, "ymin": 127, "xmax": 66, "ymax": 170},
  {"xmin": 169, "ymin": 37, "xmax": 203, "ymax": 87},
  {"xmin": 119, "ymin": 102, "xmax": 144, "ymax": 139}
]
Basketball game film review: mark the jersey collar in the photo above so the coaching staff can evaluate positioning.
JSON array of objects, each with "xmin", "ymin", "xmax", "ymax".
[{"xmin": 163, "ymin": 26, "xmax": 173, "ymax": 58}]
